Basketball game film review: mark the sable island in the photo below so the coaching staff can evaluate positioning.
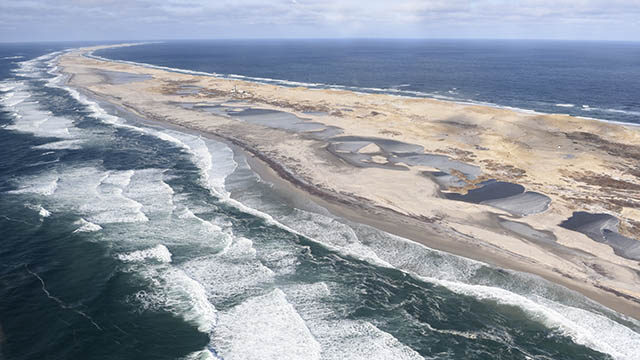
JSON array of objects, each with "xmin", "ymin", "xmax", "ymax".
[{"xmin": 60, "ymin": 44, "xmax": 640, "ymax": 319}]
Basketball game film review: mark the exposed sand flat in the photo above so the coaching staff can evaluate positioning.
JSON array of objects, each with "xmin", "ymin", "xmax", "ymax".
[{"xmin": 59, "ymin": 45, "xmax": 640, "ymax": 319}]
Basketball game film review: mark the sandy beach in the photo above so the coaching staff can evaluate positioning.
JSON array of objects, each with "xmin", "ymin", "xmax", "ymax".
[{"xmin": 58, "ymin": 44, "xmax": 640, "ymax": 320}]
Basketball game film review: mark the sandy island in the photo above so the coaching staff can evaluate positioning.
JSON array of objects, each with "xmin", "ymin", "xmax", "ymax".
[{"xmin": 58, "ymin": 44, "xmax": 640, "ymax": 320}]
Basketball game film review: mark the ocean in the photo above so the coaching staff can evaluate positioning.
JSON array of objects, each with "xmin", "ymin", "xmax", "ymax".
[
  {"xmin": 1, "ymin": 41, "xmax": 640, "ymax": 360},
  {"xmin": 95, "ymin": 39, "xmax": 640, "ymax": 125}
]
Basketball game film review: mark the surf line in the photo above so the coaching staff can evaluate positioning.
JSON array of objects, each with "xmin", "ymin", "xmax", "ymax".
[{"xmin": 24, "ymin": 264, "xmax": 102, "ymax": 331}]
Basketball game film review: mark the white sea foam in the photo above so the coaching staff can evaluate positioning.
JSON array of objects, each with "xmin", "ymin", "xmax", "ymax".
[
  {"xmin": 68, "ymin": 169, "xmax": 149, "ymax": 224},
  {"xmin": 537, "ymin": 297, "xmax": 640, "ymax": 360},
  {"xmin": 555, "ymin": 103, "xmax": 575, "ymax": 107},
  {"xmin": 135, "ymin": 266, "xmax": 217, "ymax": 334},
  {"xmin": 180, "ymin": 237, "xmax": 275, "ymax": 302},
  {"xmin": 149, "ymin": 129, "xmax": 303, "ymax": 238},
  {"xmin": 11, "ymin": 166, "xmax": 151, "ymax": 225},
  {"xmin": 38, "ymin": 206, "xmax": 51, "ymax": 217},
  {"xmin": 18, "ymin": 53, "xmax": 239, "ymax": 235},
  {"xmin": 50, "ymin": 73, "xmax": 146, "ymax": 133},
  {"xmin": 33, "ymin": 139, "xmax": 85, "ymax": 150},
  {"xmin": 574, "ymin": 104, "xmax": 640, "ymax": 124},
  {"xmin": 173, "ymin": 206, "xmax": 232, "ymax": 248},
  {"xmin": 12, "ymin": 52, "xmax": 63, "ymax": 79},
  {"xmin": 317, "ymin": 321, "xmax": 424, "ymax": 360},
  {"xmin": 258, "ymin": 197, "xmax": 480, "ymax": 282},
  {"xmin": 182, "ymin": 349, "xmax": 219, "ymax": 360},
  {"xmin": 159, "ymin": 130, "xmax": 237, "ymax": 199},
  {"xmin": 0, "ymin": 81, "xmax": 20, "ymax": 92},
  {"xmin": 24, "ymin": 204, "xmax": 52, "ymax": 217},
  {"xmin": 282, "ymin": 282, "xmax": 423, "ymax": 360},
  {"xmin": 280, "ymin": 209, "xmax": 393, "ymax": 268},
  {"xmin": 9, "ymin": 173, "xmax": 59, "ymax": 196},
  {"xmin": 2, "ymin": 55, "xmax": 24, "ymax": 60},
  {"xmin": 102, "ymin": 169, "xmax": 135, "ymax": 188},
  {"xmin": 418, "ymin": 277, "xmax": 640, "ymax": 360},
  {"xmin": 282, "ymin": 282, "xmax": 333, "ymax": 316},
  {"xmin": 0, "ymin": 86, "xmax": 30, "ymax": 107},
  {"xmin": 351, "ymin": 224, "xmax": 484, "ymax": 282},
  {"xmin": 73, "ymin": 218, "xmax": 103, "ymax": 233},
  {"xmin": 161, "ymin": 130, "xmax": 314, "ymax": 240},
  {"xmin": 1, "ymin": 84, "xmax": 77, "ymax": 139},
  {"xmin": 213, "ymin": 289, "xmax": 322, "ymax": 360},
  {"xmin": 586, "ymin": 106, "xmax": 640, "ymax": 117},
  {"xmin": 124, "ymin": 169, "xmax": 175, "ymax": 217},
  {"xmin": 118, "ymin": 244, "xmax": 172, "ymax": 263}
]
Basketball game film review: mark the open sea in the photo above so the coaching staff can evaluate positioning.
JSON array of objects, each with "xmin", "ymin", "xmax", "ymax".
[
  {"xmin": 1, "ymin": 40, "xmax": 640, "ymax": 360},
  {"xmin": 95, "ymin": 39, "xmax": 640, "ymax": 125}
]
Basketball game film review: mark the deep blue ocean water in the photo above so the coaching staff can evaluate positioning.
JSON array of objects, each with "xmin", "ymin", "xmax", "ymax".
[
  {"xmin": 1, "ymin": 42, "xmax": 640, "ymax": 360},
  {"xmin": 95, "ymin": 39, "xmax": 640, "ymax": 125}
]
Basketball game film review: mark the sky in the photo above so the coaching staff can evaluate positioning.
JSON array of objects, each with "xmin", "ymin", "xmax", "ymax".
[{"xmin": 1, "ymin": 0, "xmax": 639, "ymax": 42}]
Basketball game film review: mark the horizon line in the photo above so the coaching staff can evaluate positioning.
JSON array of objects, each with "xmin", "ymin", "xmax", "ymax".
[{"xmin": 2, "ymin": 37, "xmax": 640, "ymax": 45}]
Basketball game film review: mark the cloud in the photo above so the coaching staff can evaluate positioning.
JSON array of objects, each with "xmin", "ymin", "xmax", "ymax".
[{"xmin": 0, "ymin": 0, "xmax": 638, "ymax": 41}]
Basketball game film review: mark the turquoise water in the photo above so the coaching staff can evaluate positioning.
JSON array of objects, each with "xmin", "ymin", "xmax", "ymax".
[{"xmin": 1, "ymin": 43, "xmax": 640, "ymax": 360}]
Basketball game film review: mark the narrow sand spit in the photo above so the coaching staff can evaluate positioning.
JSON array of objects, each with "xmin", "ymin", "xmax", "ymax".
[{"xmin": 59, "ymin": 44, "xmax": 640, "ymax": 319}]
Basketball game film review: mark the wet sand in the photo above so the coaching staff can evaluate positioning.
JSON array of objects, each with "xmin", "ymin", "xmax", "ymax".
[{"xmin": 58, "ymin": 44, "xmax": 640, "ymax": 320}]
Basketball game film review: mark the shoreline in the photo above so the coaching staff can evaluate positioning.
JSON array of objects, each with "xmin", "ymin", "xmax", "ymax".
[
  {"xmin": 86, "ymin": 47, "xmax": 640, "ymax": 129},
  {"xmin": 57, "ymin": 44, "xmax": 640, "ymax": 321},
  {"xmin": 76, "ymin": 80, "xmax": 640, "ymax": 321},
  {"xmin": 242, "ymin": 144, "xmax": 640, "ymax": 318},
  {"xmin": 80, "ymin": 82, "xmax": 640, "ymax": 320}
]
